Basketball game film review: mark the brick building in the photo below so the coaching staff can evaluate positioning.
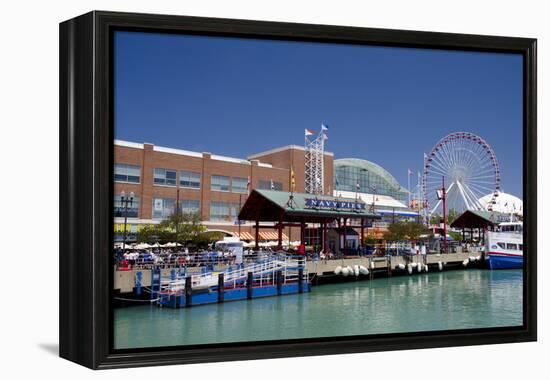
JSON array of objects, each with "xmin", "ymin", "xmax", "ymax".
[{"xmin": 113, "ymin": 140, "xmax": 333, "ymax": 241}]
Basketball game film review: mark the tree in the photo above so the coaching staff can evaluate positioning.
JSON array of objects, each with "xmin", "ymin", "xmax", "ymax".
[
  {"xmin": 405, "ymin": 222, "xmax": 429, "ymax": 242},
  {"xmin": 446, "ymin": 208, "xmax": 459, "ymax": 225},
  {"xmin": 429, "ymin": 213, "xmax": 442, "ymax": 225},
  {"xmin": 383, "ymin": 221, "xmax": 429, "ymax": 242},
  {"xmin": 193, "ymin": 231, "xmax": 225, "ymax": 248},
  {"xmin": 160, "ymin": 211, "xmax": 206, "ymax": 246},
  {"xmin": 136, "ymin": 224, "xmax": 171, "ymax": 244},
  {"xmin": 383, "ymin": 222, "xmax": 407, "ymax": 241}
]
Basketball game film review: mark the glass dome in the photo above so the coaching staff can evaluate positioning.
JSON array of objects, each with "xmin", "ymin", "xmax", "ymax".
[{"xmin": 334, "ymin": 158, "xmax": 408, "ymax": 202}]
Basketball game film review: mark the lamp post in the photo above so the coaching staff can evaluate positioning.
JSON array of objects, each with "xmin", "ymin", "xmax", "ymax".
[
  {"xmin": 436, "ymin": 176, "xmax": 447, "ymax": 253},
  {"xmin": 120, "ymin": 190, "xmax": 134, "ymax": 253}
]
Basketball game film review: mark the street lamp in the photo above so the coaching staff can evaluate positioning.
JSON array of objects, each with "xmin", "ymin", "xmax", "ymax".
[
  {"xmin": 435, "ymin": 176, "xmax": 447, "ymax": 253},
  {"xmin": 120, "ymin": 190, "xmax": 135, "ymax": 253}
]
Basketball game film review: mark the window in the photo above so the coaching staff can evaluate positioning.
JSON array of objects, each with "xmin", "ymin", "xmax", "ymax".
[
  {"xmin": 519, "ymin": 244, "xmax": 523, "ymax": 250},
  {"xmin": 114, "ymin": 195, "xmax": 140, "ymax": 218},
  {"xmin": 152, "ymin": 198, "xmax": 176, "ymax": 219},
  {"xmin": 211, "ymin": 175, "xmax": 230, "ymax": 192},
  {"xmin": 506, "ymin": 243, "xmax": 518, "ymax": 250},
  {"xmin": 497, "ymin": 242, "xmax": 506, "ymax": 249},
  {"xmin": 258, "ymin": 179, "xmax": 283, "ymax": 191},
  {"xmin": 180, "ymin": 171, "xmax": 201, "ymax": 189},
  {"xmin": 210, "ymin": 201, "xmax": 239, "ymax": 222},
  {"xmin": 232, "ymin": 177, "xmax": 248, "ymax": 193},
  {"xmin": 114, "ymin": 164, "xmax": 141, "ymax": 183},
  {"xmin": 154, "ymin": 168, "xmax": 177, "ymax": 186},
  {"xmin": 181, "ymin": 199, "xmax": 200, "ymax": 214}
]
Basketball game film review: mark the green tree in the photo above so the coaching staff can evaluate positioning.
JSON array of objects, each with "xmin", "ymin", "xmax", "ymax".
[
  {"xmin": 446, "ymin": 208, "xmax": 459, "ymax": 225},
  {"xmin": 405, "ymin": 222, "xmax": 429, "ymax": 241},
  {"xmin": 384, "ymin": 221, "xmax": 429, "ymax": 242},
  {"xmin": 160, "ymin": 211, "xmax": 206, "ymax": 246},
  {"xmin": 429, "ymin": 213, "xmax": 442, "ymax": 225},
  {"xmin": 383, "ymin": 222, "xmax": 407, "ymax": 241},
  {"xmin": 193, "ymin": 231, "xmax": 225, "ymax": 248},
  {"xmin": 136, "ymin": 224, "xmax": 171, "ymax": 244}
]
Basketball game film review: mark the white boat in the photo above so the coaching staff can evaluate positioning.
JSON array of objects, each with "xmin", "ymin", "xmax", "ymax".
[{"xmin": 485, "ymin": 221, "xmax": 523, "ymax": 269}]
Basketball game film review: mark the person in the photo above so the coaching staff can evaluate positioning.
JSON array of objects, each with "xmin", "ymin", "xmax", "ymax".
[{"xmin": 115, "ymin": 247, "xmax": 123, "ymax": 264}]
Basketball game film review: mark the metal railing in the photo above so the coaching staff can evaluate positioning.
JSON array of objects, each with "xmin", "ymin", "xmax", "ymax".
[{"xmin": 162, "ymin": 255, "xmax": 307, "ymax": 294}]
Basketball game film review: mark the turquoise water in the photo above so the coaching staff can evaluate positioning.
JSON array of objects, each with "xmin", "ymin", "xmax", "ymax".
[{"xmin": 114, "ymin": 269, "xmax": 523, "ymax": 349}]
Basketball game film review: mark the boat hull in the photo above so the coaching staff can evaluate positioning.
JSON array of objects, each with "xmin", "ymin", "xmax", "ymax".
[{"xmin": 486, "ymin": 253, "xmax": 523, "ymax": 269}]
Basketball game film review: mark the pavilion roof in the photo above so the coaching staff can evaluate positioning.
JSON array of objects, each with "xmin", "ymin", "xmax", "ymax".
[
  {"xmin": 450, "ymin": 210, "xmax": 500, "ymax": 229},
  {"xmin": 238, "ymin": 189, "xmax": 381, "ymax": 223}
]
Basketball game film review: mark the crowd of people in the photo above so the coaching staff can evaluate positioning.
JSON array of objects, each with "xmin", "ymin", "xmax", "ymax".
[{"xmin": 115, "ymin": 246, "xmax": 281, "ymax": 270}]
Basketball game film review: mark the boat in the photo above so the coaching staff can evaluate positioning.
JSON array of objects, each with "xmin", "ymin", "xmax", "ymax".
[{"xmin": 485, "ymin": 221, "xmax": 523, "ymax": 269}]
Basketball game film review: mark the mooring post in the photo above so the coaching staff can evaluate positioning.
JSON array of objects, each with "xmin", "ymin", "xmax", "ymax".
[
  {"xmin": 185, "ymin": 275, "xmax": 192, "ymax": 307},
  {"xmin": 247, "ymin": 272, "xmax": 253, "ymax": 299},
  {"xmin": 369, "ymin": 258, "xmax": 374, "ymax": 280},
  {"xmin": 218, "ymin": 273, "xmax": 224, "ymax": 303},
  {"xmin": 136, "ymin": 271, "xmax": 142, "ymax": 295},
  {"xmin": 298, "ymin": 267, "xmax": 304, "ymax": 293},
  {"xmin": 276, "ymin": 270, "xmax": 283, "ymax": 295}
]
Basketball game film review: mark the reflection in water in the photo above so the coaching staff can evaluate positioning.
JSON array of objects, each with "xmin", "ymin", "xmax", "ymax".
[{"xmin": 114, "ymin": 269, "xmax": 523, "ymax": 349}]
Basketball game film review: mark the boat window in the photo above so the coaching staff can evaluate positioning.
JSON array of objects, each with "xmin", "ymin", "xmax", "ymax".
[
  {"xmin": 497, "ymin": 243, "xmax": 506, "ymax": 249},
  {"xmin": 506, "ymin": 243, "xmax": 518, "ymax": 250},
  {"xmin": 519, "ymin": 244, "xmax": 523, "ymax": 250}
]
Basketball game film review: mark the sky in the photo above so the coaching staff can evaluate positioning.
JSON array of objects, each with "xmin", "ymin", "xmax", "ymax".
[{"xmin": 114, "ymin": 31, "xmax": 523, "ymax": 198}]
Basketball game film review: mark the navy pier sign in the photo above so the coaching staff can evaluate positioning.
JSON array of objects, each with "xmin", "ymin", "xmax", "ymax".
[{"xmin": 305, "ymin": 198, "xmax": 366, "ymax": 211}]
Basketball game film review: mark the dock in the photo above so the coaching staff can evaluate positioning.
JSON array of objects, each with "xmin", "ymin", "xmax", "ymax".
[{"xmin": 114, "ymin": 251, "xmax": 482, "ymax": 294}]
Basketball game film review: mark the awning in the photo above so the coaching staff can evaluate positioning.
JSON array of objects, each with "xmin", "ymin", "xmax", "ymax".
[
  {"xmin": 259, "ymin": 231, "xmax": 289, "ymax": 241},
  {"xmin": 377, "ymin": 209, "xmax": 420, "ymax": 217},
  {"xmin": 236, "ymin": 231, "xmax": 254, "ymax": 241}
]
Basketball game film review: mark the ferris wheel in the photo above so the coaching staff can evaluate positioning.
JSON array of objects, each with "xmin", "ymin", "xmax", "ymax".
[{"xmin": 422, "ymin": 132, "xmax": 501, "ymax": 217}]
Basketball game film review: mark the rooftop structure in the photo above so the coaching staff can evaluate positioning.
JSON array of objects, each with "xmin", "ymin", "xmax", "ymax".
[
  {"xmin": 333, "ymin": 158, "xmax": 409, "ymax": 203},
  {"xmin": 478, "ymin": 191, "xmax": 523, "ymax": 216}
]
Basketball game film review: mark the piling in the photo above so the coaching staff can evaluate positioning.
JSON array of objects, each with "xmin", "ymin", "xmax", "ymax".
[
  {"xmin": 185, "ymin": 275, "xmax": 192, "ymax": 307},
  {"xmin": 247, "ymin": 272, "xmax": 253, "ymax": 299},
  {"xmin": 136, "ymin": 271, "xmax": 142, "ymax": 295},
  {"xmin": 217, "ymin": 273, "xmax": 224, "ymax": 303},
  {"xmin": 276, "ymin": 270, "xmax": 283, "ymax": 295},
  {"xmin": 298, "ymin": 268, "xmax": 304, "ymax": 293}
]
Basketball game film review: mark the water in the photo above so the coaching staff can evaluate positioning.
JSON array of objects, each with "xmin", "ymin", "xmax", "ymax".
[{"xmin": 114, "ymin": 269, "xmax": 523, "ymax": 349}]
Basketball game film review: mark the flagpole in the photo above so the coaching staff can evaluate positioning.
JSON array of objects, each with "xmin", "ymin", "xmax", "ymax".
[{"xmin": 407, "ymin": 169, "xmax": 411, "ymax": 208}]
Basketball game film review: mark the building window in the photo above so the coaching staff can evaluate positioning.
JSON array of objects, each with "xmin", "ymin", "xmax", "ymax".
[
  {"xmin": 181, "ymin": 199, "xmax": 200, "ymax": 214},
  {"xmin": 258, "ymin": 179, "xmax": 283, "ymax": 191},
  {"xmin": 211, "ymin": 175, "xmax": 230, "ymax": 192},
  {"xmin": 114, "ymin": 164, "xmax": 141, "ymax": 183},
  {"xmin": 210, "ymin": 201, "xmax": 239, "ymax": 222},
  {"xmin": 152, "ymin": 198, "xmax": 176, "ymax": 219},
  {"xmin": 180, "ymin": 171, "xmax": 201, "ymax": 189},
  {"xmin": 232, "ymin": 177, "xmax": 248, "ymax": 193},
  {"xmin": 114, "ymin": 195, "xmax": 140, "ymax": 218},
  {"xmin": 154, "ymin": 168, "xmax": 177, "ymax": 186}
]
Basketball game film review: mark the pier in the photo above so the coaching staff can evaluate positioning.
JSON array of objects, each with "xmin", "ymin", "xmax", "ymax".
[{"xmin": 114, "ymin": 251, "xmax": 481, "ymax": 294}]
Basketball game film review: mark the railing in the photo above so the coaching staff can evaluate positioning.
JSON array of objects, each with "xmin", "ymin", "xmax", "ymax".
[
  {"xmin": 162, "ymin": 255, "xmax": 307, "ymax": 294},
  {"xmin": 115, "ymin": 241, "xmax": 484, "ymax": 272},
  {"xmin": 116, "ymin": 250, "xmax": 287, "ymax": 271}
]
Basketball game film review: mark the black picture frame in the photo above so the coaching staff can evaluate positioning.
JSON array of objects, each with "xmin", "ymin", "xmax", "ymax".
[{"xmin": 59, "ymin": 10, "xmax": 537, "ymax": 369}]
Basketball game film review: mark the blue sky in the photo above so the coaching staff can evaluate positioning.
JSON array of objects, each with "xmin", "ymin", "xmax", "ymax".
[{"xmin": 114, "ymin": 31, "xmax": 523, "ymax": 198}]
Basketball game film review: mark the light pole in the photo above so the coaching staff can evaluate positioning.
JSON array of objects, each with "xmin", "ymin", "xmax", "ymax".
[
  {"xmin": 120, "ymin": 190, "xmax": 135, "ymax": 253},
  {"xmin": 436, "ymin": 176, "xmax": 447, "ymax": 253}
]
